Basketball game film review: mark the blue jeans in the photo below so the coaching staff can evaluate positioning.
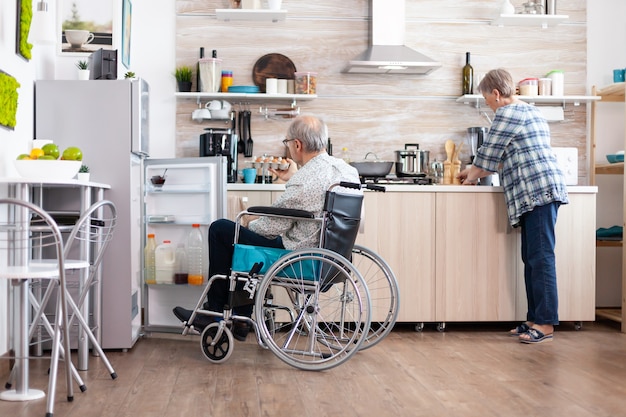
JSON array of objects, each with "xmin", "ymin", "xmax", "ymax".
[
  {"xmin": 519, "ymin": 202, "xmax": 560, "ymax": 325},
  {"xmin": 206, "ymin": 219, "xmax": 284, "ymax": 317}
]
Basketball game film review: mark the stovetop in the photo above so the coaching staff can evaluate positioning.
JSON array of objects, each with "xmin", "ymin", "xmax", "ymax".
[{"xmin": 360, "ymin": 175, "xmax": 434, "ymax": 185}]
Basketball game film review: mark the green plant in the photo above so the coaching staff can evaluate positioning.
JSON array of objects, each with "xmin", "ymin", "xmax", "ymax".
[
  {"xmin": 174, "ymin": 66, "xmax": 193, "ymax": 83},
  {"xmin": 18, "ymin": 0, "xmax": 33, "ymax": 60},
  {"xmin": 76, "ymin": 60, "xmax": 89, "ymax": 70},
  {"xmin": 0, "ymin": 71, "xmax": 21, "ymax": 129},
  {"xmin": 79, "ymin": 164, "xmax": 90, "ymax": 173},
  {"xmin": 124, "ymin": 71, "xmax": 136, "ymax": 79}
]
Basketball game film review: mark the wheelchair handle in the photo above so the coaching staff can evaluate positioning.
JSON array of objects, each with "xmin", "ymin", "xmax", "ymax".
[{"xmin": 338, "ymin": 181, "xmax": 362, "ymax": 190}]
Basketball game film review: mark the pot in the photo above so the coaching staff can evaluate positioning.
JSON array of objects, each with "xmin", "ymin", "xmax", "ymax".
[
  {"xmin": 349, "ymin": 152, "xmax": 394, "ymax": 177},
  {"xmin": 395, "ymin": 144, "xmax": 430, "ymax": 177}
]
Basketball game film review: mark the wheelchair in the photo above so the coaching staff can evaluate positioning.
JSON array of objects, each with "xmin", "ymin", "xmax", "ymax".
[{"xmin": 179, "ymin": 181, "xmax": 399, "ymax": 371}]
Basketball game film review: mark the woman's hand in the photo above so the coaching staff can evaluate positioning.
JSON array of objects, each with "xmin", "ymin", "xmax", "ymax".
[
  {"xmin": 457, "ymin": 167, "xmax": 476, "ymax": 185},
  {"xmin": 269, "ymin": 158, "xmax": 297, "ymax": 182}
]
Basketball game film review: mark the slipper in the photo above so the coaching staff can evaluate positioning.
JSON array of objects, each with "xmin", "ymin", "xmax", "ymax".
[
  {"xmin": 509, "ymin": 322, "xmax": 530, "ymax": 336},
  {"xmin": 519, "ymin": 328, "xmax": 553, "ymax": 344}
]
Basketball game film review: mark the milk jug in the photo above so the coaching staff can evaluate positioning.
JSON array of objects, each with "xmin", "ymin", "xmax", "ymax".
[{"xmin": 155, "ymin": 240, "xmax": 175, "ymax": 284}]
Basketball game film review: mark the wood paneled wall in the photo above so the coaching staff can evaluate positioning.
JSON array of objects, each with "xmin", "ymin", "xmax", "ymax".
[{"xmin": 175, "ymin": 0, "xmax": 589, "ymax": 181}]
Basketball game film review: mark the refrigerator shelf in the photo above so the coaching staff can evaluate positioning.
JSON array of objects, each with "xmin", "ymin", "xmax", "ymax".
[{"xmin": 147, "ymin": 184, "xmax": 212, "ymax": 193}]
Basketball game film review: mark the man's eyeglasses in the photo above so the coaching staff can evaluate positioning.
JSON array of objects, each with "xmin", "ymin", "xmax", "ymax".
[{"xmin": 282, "ymin": 138, "xmax": 295, "ymax": 146}]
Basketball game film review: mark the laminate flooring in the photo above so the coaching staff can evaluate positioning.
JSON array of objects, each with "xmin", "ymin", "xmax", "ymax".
[{"xmin": 2, "ymin": 320, "xmax": 626, "ymax": 417}]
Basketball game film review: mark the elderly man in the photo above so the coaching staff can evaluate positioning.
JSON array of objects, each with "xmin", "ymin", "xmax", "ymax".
[{"xmin": 174, "ymin": 114, "xmax": 360, "ymax": 340}]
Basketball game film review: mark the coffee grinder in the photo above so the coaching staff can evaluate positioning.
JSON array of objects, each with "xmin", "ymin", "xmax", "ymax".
[{"xmin": 199, "ymin": 128, "xmax": 237, "ymax": 183}]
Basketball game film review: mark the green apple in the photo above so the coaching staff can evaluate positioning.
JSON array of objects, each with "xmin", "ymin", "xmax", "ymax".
[
  {"xmin": 16, "ymin": 154, "xmax": 31, "ymax": 160},
  {"xmin": 42, "ymin": 143, "xmax": 60, "ymax": 159},
  {"xmin": 61, "ymin": 146, "xmax": 83, "ymax": 161},
  {"xmin": 38, "ymin": 155, "xmax": 56, "ymax": 160}
]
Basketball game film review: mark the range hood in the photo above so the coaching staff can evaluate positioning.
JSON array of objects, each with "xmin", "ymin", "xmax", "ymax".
[{"xmin": 343, "ymin": 0, "xmax": 441, "ymax": 75}]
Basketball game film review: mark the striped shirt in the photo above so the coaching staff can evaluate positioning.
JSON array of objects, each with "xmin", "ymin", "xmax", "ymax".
[
  {"xmin": 248, "ymin": 152, "xmax": 360, "ymax": 249},
  {"xmin": 472, "ymin": 102, "xmax": 569, "ymax": 227}
]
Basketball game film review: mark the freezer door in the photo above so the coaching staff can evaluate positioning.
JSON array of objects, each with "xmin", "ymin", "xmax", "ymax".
[{"xmin": 131, "ymin": 78, "xmax": 150, "ymax": 157}]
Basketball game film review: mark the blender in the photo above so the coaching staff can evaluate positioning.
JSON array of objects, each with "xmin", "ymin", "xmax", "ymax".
[{"xmin": 466, "ymin": 127, "xmax": 493, "ymax": 185}]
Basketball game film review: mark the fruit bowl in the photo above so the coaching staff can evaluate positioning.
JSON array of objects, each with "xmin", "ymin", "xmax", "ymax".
[{"xmin": 14, "ymin": 160, "xmax": 81, "ymax": 180}]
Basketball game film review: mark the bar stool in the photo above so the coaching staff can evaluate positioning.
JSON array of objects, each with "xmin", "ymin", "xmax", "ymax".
[{"xmin": 0, "ymin": 198, "xmax": 74, "ymax": 412}]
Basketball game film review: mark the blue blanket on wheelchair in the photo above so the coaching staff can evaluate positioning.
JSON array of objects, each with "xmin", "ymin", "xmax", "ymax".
[{"xmin": 231, "ymin": 244, "xmax": 318, "ymax": 281}]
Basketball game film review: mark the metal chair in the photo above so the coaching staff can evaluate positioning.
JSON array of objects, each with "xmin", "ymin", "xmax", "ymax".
[{"xmin": 0, "ymin": 198, "xmax": 74, "ymax": 415}]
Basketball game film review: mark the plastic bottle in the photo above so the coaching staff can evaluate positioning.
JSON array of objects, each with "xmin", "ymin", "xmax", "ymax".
[
  {"xmin": 462, "ymin": 52, "xmax": 474, "ymax": 95},
  {"xmin": 155, "ymin": 240, "xmax": 175, "ymax": 284},
  {"xmin": 187, "ymin": 224, "xmax": 204, "ymax": 286},
  {"xmin": 144, "ymin": 233, "xmax": 157, "ymax": 284},
  {"xmin": 174, "ymin": 243, "xmax": 188, "ymax": 285},
  {"xmin": 340, "ymin": 147, "xmax": 350, "ymax": 163}
]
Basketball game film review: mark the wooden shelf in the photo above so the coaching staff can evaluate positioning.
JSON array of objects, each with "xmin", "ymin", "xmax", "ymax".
[
  {"xmin": 216, "ymin": 9, "xmax": 287, "ymax": 22},
  {"xmin": 596, "ymin": 240, "xmax": 622, "ymax": 247},
  {"xmin": 596, "ymin": 308, "xmax": 623, "ymax": 323},
  {"xmin": 597, "ymin": 82, "xmax": 626, "ymax": 101},
  {"xmin": 595, "ymin": 162, "xmax": 624, "ymax": 175},
  {"xmin": 490, "ymin": 14, "xmax": 569, "ymax": 28}
]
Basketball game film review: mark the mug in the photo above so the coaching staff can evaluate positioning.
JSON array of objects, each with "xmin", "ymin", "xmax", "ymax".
[
  {"xmin": 191, "ymin": 103, "xmax": 212, "ymax": 122},
  {"xmin": 242, "ymin": 168, "xmax": 257, "ymax": 183},
  {"xmin": 266, "ymin": 78, "xmax": 278, "ymax": 94},
  {"xmin": 65, "ymin": 30, "xmax": 95, "ymax": 48},
  {"xmin": 613, "ymin": 69, "xmax": 625, "ymax": 83}
]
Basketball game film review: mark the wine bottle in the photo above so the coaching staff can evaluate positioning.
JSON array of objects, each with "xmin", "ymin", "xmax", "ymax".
[
  {"xmin": 462, "ymin": 52, "xmax": 474, "ymax": 95},
  {"xmin": 196, "ymin": 47, "xmax": 204, "ymax": 92}
]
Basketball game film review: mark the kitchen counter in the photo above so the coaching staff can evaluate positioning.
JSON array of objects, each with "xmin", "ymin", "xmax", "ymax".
[{"xmin": 227, "ymin": 183, "xmax": 598, "ymax": 193}]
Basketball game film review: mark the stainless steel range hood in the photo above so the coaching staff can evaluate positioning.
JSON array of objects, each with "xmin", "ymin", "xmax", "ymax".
[{"xmin": 343, "ymin": 0, "xmax": 441, "ymax": 75}]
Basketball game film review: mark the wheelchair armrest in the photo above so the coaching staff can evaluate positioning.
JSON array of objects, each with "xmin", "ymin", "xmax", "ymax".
[{"xmin": 247, "ymin": 206, "xmax": 315, "ymax": 219}]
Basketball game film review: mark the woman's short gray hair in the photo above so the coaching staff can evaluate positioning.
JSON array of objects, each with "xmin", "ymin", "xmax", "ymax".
[
  {"xmin": 478, "ymin": 68, "xmax": 515, "ymax": 98},
  {"xmin": 286, "ymin": 115, "xmax": 328, "ymax": 152}
]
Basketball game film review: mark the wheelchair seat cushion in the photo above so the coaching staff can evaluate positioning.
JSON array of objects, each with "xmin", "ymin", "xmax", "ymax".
[{"xmin": 231, "ymin": 244, "xmax": 319, "ymax": 281}]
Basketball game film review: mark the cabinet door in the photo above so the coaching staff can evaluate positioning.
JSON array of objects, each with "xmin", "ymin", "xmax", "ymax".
[
  {"xmin": 515, "ymin": 193, "xmax": 597, "ymax": 321},
  {"xmin": 435, "ymin": 192, "xmax": 518, "ymax": 322},
  {"xmin": 356, "ymin": 192, "xmax": 436, "ymax": 322},
  {"xmin": 227, "ymin": 191, "xmax": 273, "ymax": 220}
]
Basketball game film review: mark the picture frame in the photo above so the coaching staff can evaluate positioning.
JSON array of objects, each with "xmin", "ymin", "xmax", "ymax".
[
  {"xmin": 58, "ymin": 0, "xmax": 114, "ymax": 55},
  {"xmin": 121, "ymin": 0, "xmax": 132, "ymax": 69},
  {"xmin": 0, "ymin": 69, "xmax": 21, "ymax": 130},
  {"xmin": 16, "ymin": 0, "xmax": 33, "ymax": 61}
]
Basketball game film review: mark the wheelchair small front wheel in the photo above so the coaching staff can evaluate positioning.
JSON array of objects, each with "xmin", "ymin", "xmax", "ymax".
[{"xmin": 200, "ymin": 322, "xmax": 234, "ymax": 364}]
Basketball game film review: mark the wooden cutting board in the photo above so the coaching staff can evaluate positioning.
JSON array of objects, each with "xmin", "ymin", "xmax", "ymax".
[{"xmin": 252, "ymin": 53, "xmax": 297, "ymax": 93}]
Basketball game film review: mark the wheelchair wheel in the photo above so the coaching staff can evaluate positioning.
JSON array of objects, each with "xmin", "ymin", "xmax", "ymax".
[
  {"xmin": 350, "ymin": 245, "xmax": 400, "ymax": 350},
  {"xmin": 254, "ymin": 248, "xmax": 371, "ymax": 371},
  {"xmin": 200, "ymin": 322, "xmax": 234, "ymax": 364}
]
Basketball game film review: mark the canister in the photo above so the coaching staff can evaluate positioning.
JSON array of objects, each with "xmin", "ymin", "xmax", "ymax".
[
  {"xmin": 538, "ymin": 78, "xmax": 552, "ymax": 95},
  {"xmin": 546, "ymin": 70, "xmax": 564, "ymax": 96},
  {"xmin": 519, "ymin": 78, "xmax": 539, "ymax": 96},
  {"xmin": 199, "ymin": 57, "xmax": 222, "ymax": 93}
]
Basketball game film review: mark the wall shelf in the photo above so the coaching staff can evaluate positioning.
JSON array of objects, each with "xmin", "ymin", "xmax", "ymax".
[
  {"xmin": 456, "ymin": 94, "xmax": 599, "ymax": 109},
  {"xmin": 176, "ymin": 92, "xmax": 316, "ymax": 107},
  {"xmin": 490, "ymin": 14, "xmax": 569, "ymax": 28},
  {"xmin": 216, "ymin": 9, "xmax": 287, "ymax": 22}
]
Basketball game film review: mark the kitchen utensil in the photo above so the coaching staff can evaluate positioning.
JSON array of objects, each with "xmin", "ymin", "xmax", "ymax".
[
  {"xmin": 466, "ymin": 128, "xmax": 487, "ymax": 162},
  {"xmin": 445, "ymin": 140, "xmax": 454, "ymax": 163},
  {"xmin": 349, "ymin": 152, "xmax": 394, "ymax": 177},
  {"xmin": 244, "ymin": 110, "xmax": 253, "ymax": 157},
  {"xmin": 395, "ymin": 144, "xmax": 430, "ymax": 177},
  {"xmin": 252, "ymin": 53, "xmax": 297, "ymax": 93},
  {"xmin": 237, "ymin": 111, "xmax": 245, "ymax": 154}
]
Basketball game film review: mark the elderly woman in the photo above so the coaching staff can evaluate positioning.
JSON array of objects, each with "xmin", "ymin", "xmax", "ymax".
[{"xmin": 457, "ymin": 68, "xmax": 569, "ymax": 344}]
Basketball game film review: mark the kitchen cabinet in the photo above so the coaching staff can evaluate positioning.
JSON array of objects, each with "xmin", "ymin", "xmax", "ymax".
[
  {"xmin": 435, "ymin": 192, "xmax": 518, "ymax": 323},
  {"xmin": 143, "ymin": 157, "xmax": 227, "ymax": 333},
  {"xmin": 355, "ymin": 192, "xmax": 437, "ymax": 324},
  {"xmin": 590, "ymin": 82, "xmax": 626, "ymax": 332}
]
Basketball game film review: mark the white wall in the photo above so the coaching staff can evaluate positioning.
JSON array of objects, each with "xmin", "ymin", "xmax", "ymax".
[{"xmin": 587, "ymin": 0, "xmax": 626, "ymax": 306}]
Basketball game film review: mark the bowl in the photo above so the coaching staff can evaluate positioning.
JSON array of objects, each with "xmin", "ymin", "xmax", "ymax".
[
  {"xmin": 150, "ymin": 175, "xmax": 166, "ymax": 186},
  {"xmin": 14, "ymin": 160, "xmax": 81, "ymax": 180},
  {"xmin": 606, "ymin": 154, "xmax": 624, "ymax": 164}
]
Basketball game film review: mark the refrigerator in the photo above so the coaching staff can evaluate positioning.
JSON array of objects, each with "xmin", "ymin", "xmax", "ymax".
[{"xmin": 35, "ymin": 79, "xmax": 149, "ymax": 349}]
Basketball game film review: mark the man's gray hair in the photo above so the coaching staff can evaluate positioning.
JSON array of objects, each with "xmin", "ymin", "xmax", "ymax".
[{"xmin": 286, "ymin": 115, "xmax": 328, "ymax": 152}]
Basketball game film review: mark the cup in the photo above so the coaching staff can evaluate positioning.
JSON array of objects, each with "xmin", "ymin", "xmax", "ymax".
[
  {"xmin": 266, "ymin": 78, "xmax": 278, "ymax": 94},
  {"xmin": 613, "ymin": 69, "xmax": 625, "ymax": 83},
  {"xmin": 191, "ymin": 104, "xmax": 212, "ymax": 122},
  {"xmin": 242, "ymin": 168, "xmax": 257, "ymax": 183},
  {"xmin": 65, "ymin": 30, "xmax": 95, "ymax": 48},
  {"xmin": 268, "ymin": 0, "xmax": 282, "ymax": 10},
  {"xmin": 287, "ymin": 79, "xmax": 295, "ymax": 94},
  {"xmin": 277, "ymin": 79, "xmax": 287, "ymax": 94}
]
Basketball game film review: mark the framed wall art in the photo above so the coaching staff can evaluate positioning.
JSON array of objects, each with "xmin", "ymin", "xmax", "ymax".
[
  {"xmin": 58, "ymin": 0, "xmax": 113, "ymax": 55},
  {"xmin": 16, "ymin": 0, "xmax": 33, "ymax": 61},
  {"xmin": 121, "ymin": 0, "xmax": 132, "ymax": 69},
  {"xmin": 0, "ymin": 70, "xmax": 21, "ymax": 130}
]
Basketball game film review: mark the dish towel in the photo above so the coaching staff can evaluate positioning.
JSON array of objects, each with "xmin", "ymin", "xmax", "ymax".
[{"xmin": 596, "ymin": 225, "xmax": 623, "ymax": 240}]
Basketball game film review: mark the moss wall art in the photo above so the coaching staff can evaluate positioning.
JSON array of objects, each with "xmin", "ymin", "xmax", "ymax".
[
  {"xmin": 0, "ymin": 71, "xmax": 21, "ymax": 130},
  {"xmin": 17, "ymin": 0, "xmax": 33, "ymax": 60}
]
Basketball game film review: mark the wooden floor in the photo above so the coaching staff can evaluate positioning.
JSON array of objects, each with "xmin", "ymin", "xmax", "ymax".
[{"xmin": 2, "ymin": 320, "xmax": 626, "ymax": 417}]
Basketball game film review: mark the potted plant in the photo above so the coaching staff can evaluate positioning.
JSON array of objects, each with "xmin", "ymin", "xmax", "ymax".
[
  {"xmin": 76, "ymin": 60, "xmax": 90, "ymax": 80},
  {"xmin": 174, "ymin": 66, "xmax": 193, "ymax": 92},
  {"xmin": 124, "ymin": 71, "xmax": 136, "ymax": 79},
  {"xmin": 77, "ymin": 164, "xmax": 90, "ymax": 181}
]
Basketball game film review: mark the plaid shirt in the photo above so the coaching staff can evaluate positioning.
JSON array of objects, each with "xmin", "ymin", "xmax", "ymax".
[{"xmin": 473, "ymin": 102, "xmax": 569, "ymax": 227}]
